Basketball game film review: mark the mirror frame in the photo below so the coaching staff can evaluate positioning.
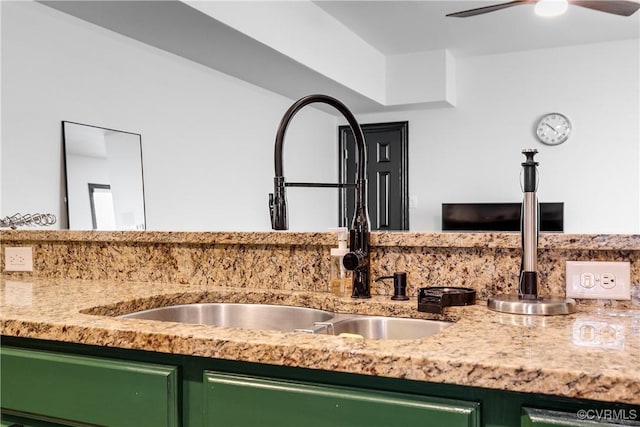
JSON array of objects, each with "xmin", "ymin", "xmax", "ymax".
[{"xmin": 62, "ymin": 121, "xmax": 147, "ymax": 230}]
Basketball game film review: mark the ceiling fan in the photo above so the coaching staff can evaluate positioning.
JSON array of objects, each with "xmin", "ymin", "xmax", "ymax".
[{"xmin": 446, "ymin": 0, "xmax": 640, "ymax": 17}]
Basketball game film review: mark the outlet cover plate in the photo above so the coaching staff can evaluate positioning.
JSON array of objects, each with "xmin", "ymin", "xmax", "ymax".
[
  {"xmin": 4, "ymin": 247, "xmax": 33, "ymax": 272},
  {"xmin": 566, "ymin": 261, "xmax": 630, "ymax": 300}
]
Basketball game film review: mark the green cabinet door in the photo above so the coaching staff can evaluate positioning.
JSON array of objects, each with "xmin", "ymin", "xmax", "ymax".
[
  {"xmin": 0, "ymin": 347, "xmax": 179, "ymax": 427},
  {"xmin": 1, "ymin": 413, "xmax": 71, "ymax": 427},
  {"xmin": 522, "ymin": 407, "xmax": 640, "ymax": 427},
  {"xmin": 203, "ymin": 371, "xmax": 480, "ymax": 427}
]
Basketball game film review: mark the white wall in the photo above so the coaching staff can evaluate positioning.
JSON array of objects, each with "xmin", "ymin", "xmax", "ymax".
[
  {"xmin": 1, "ymin": 1, "xmax": 339, "ymax": 231},
  {"xmin": 186, "ymin": 1, "xmax": 386, "ymax": 104},
  {"xmin": 2, "ymin": 2, "xmax": 638, "ymax": 234},
  {"xmin": 355, "ymin": 39, "xmax": 639, "ymax": 234}
]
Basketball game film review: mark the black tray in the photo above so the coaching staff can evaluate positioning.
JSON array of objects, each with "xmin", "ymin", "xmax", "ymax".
[{"xmin": 418, "ymin": 287, "xmax": 476, "ymax": 314}]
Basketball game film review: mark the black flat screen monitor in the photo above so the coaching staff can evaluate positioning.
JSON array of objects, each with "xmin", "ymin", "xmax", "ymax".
[{"xmin": 442, "ymin": 202, "xmax": 564, "ymax": 232}]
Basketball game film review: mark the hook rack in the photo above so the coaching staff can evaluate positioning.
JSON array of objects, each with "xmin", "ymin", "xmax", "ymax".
[{"xmin": 0, "ymin": 213, "xmax": 57, "ymax": 229}]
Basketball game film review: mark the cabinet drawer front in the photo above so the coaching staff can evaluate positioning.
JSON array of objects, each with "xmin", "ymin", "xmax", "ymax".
[
  {"xmin": 204, "ymin": 371, "xmax": 480, "ymax": 427},
  {"xmin": 0, "ymin": 347, "xmax": 178, "ymax": 427}
]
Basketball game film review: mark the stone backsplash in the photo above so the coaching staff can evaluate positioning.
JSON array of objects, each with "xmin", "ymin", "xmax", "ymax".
[{"xmin": 2, "ymin": 230, "xmax": 640, "ymax": 308}]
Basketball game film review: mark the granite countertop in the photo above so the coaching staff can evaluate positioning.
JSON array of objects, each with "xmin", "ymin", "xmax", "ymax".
[
  {"xmin": 4, "ymin": 229, "xmax": 640, "ymax": 250},
  {"xmin": 1, "ymin": 277, "xmax": 639, "ymax": 405}
]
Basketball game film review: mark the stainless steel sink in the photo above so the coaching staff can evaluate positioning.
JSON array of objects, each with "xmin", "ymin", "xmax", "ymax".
[
  {"xmin": 120, "ymin": 303, "xmax": 334, "ymax": 332},
  {"xmin": 119, "ymin": 303, "xmax": 452, "ymax": 339},
  {"xmin": 326, "ymin": 316, "xmax": 452, "ymax": 340}
]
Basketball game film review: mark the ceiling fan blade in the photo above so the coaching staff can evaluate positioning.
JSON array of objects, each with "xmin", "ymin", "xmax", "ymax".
[
  {"xmin": 571, "ymin": 0, "xmax": 640, "ymax": 16},
  {"xmin": 446, "ymin": 0, "xmax": 534, "ymax": 17}
]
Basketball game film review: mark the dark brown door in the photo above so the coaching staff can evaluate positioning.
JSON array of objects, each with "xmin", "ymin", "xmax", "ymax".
[{"xmin": 339, "ymin": 122, "xmax": 408, "ymax": 230}]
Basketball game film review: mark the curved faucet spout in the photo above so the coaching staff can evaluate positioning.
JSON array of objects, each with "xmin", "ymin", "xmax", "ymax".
[
  {"xmin": 274, "ymin": 94, "xmax": 367, "ymax": 182},
  {"xmin": 269, "ymin": 94, "xmax": 371, "ymax": 298}
]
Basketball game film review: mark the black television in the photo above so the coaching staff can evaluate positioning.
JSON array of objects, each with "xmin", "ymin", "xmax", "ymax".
[{"xmin": 442, "ymin": 202, "xmax": 564, "ymax": 232}]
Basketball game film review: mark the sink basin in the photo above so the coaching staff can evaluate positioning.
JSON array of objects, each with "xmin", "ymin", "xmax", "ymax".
[
  {"xmin": 120, "ymin": 303, "xmax": 334, "ymax": 332},
  {"xmin": 118, "ymin": 303, "xmax": 452, "ymax": 340},
  {"xmin": 328, "ymin": 316, "xmax": 452, "ymax": 340}
]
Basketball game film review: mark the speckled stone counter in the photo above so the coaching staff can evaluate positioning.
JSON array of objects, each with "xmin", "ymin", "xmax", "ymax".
[
  {"xmin": 2, "ymin": 230, "xmax": 640, "ymax": 308},
  {"xmin": 1, "ymin": 277, "xmax": 639, "ymax": 405},
  {"xmin": 5, "ymin": 229, "xmax": 640, "ymax": 249}
]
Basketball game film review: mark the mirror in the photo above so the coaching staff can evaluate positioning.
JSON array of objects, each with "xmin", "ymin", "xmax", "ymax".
[{"xmin": 63, "ymin": 122, "xmax": 146, "ymax": 230}]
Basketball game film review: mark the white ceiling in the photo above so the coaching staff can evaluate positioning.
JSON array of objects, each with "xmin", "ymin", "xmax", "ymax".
[
  {"xmin": 41, "ymin": 0, "xmax": 639, "ymax": 113},
  {"xmin": 314, "ymin": 0, "xmax": 640, "ymax": 57}
]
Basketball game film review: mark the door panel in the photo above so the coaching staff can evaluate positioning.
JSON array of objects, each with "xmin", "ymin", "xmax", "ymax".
[
  {"xmin": 377, "ymin": 170, "xmax": 391, "ymax": 228},
  {"xmin": 339, "ymin": 122, "xmax": 408, "ymax": 230},
  {"xmin": 0, "ymin": 347, "xmax": 178, "ymax": 427},
  {"xmin": 203, "ymin": 371, "xmax": 480, "ymax": 427}
]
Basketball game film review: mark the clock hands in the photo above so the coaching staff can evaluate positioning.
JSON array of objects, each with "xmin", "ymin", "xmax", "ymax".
[{"xmin": 536, "ymin": 113, "xmax": 570, "ymax": 145}]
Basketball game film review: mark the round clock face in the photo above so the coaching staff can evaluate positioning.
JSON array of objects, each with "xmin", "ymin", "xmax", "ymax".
[{"xmin": 535, "ymin": 113, "xmax": 571, "ymax": 145}]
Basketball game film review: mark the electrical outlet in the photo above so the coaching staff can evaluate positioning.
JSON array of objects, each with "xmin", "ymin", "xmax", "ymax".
[
  {"xmin": 4, "ymin": 247, "xmax": 33, "ymax": 272},
  {"xmin": 566, "ymin": 261, "xmax": 630, "ymax": 300}
]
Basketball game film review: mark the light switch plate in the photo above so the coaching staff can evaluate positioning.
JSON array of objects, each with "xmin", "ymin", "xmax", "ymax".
[
  {"xmin": 4, "ymin": 247, "xmax": 33, "ymax": 272},
  {"xmin": 566, "ymin": 261, "xmax": 630, "ymax": 300}
]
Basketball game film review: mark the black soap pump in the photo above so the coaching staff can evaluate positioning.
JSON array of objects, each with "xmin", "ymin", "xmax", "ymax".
[{"xmin": 374, "ymin": 272, "xmax": 410, "ymax": 301}]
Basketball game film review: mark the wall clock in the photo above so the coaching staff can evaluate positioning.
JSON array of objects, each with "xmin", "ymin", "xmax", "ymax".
[{"xmin": 535, "ymin": 113, "xmax": 571, "ymax": 145}]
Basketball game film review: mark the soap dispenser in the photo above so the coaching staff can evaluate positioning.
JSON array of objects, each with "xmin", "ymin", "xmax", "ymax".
[{"xmin": 329, "ymin": 227, "xmax": 351, "ymax": 296}]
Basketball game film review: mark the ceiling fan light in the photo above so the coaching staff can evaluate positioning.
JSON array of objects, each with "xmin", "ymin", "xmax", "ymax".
[{"xmin": 535, "ymin": 0, "xmax": 569, "ymax": 17}]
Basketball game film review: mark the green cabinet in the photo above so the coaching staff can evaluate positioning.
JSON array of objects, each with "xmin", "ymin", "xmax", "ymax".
[
  {"xmin": 0, "ymin": 347, "xmax": 179, "ymax": 427},
  {"xmin": 3, "ymin": 337, "xmax": 639, "ymax": 427},
  {"xmin": 203, "ymin": 371, "xmax": 480, "ymax": 427},
  {"xmin": 1, "ymin": 413, "xmax": 71, "ymax": 427},
  {"xmin": 522, "ymin": 407, "xmax": 640, "ymax": 427}
]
